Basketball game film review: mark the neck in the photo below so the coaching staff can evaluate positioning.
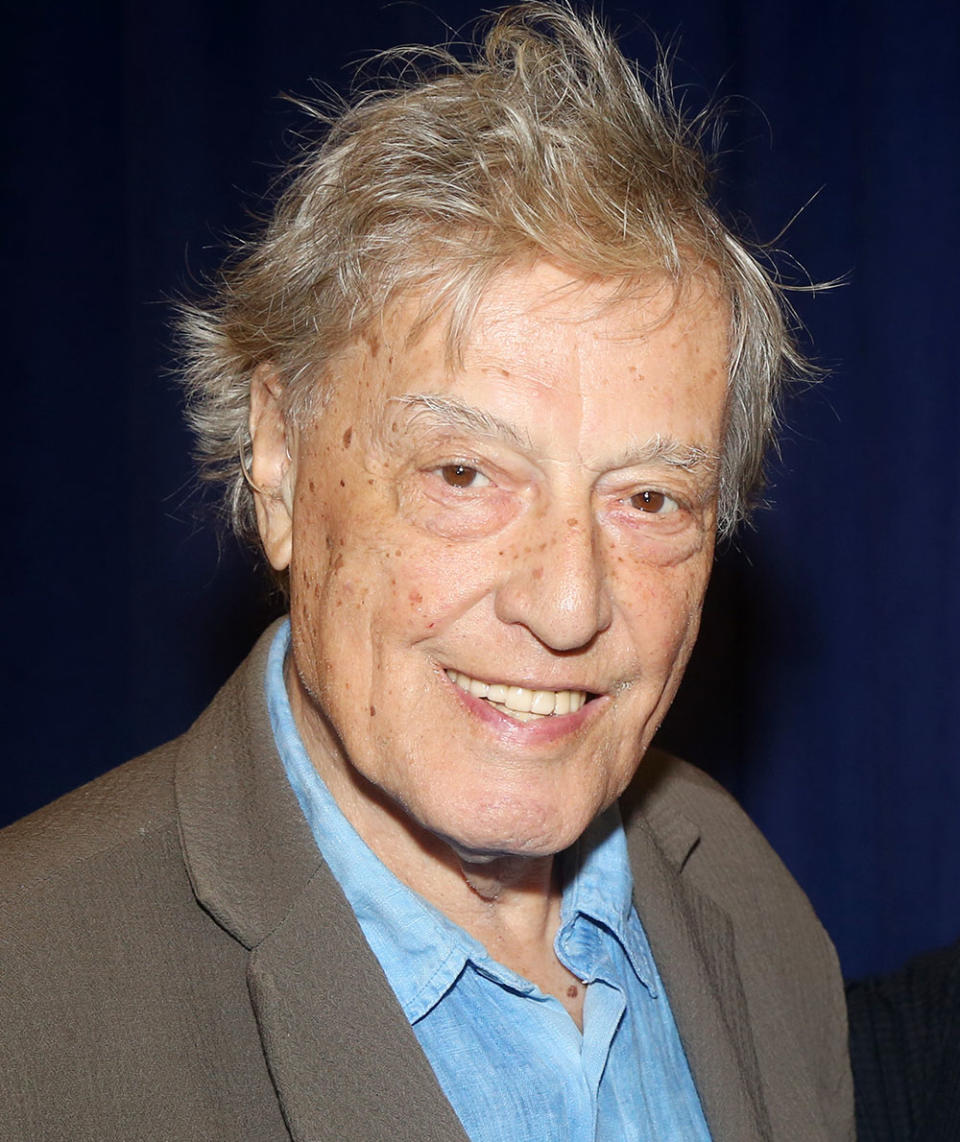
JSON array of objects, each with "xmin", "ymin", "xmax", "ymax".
[
  {"xmin": 458, "ymin": 852, "xmax": 551, "ymax": 902},
  {"xmin": 446, "ymin": 847, "xmax": 561, "ymax": 936}
]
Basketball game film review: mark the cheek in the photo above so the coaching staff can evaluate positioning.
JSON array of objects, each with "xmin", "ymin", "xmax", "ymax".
[
  {"xmin": 607, "ymin": 539, "xmax": 711, "ymax": 662},
  {"xmin": 387, "ymin": 538, "xmax": 493, "ymax": 634},
  {"xmin": 291, "ymin": 493, "xmax": 480, "ymax": 652},
  {"xmin": 287, "ymin": 488, "xmax": 379, "ymax": 692}
]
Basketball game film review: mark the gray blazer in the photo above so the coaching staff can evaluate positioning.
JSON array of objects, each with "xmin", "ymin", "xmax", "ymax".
[{"xmin": 0, "ymin": 626, "xmax": 853, "ymax": 1140}]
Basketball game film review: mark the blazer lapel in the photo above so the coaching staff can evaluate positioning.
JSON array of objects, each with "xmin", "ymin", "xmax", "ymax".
[
  {"xmin": 176, "ymin": 624, "xmax": 468, "ymax": 1142},
  {"xmin": 624, "ymin": 777, "xmax": 773, "ymax": 1141},
  {"xmin": 247, "ymin": 863, "xmax": 469, "ymax": 1142}
]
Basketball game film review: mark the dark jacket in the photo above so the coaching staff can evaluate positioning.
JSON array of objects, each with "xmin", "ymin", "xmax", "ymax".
[{"xmin": 848, "ymin": 940, "xmax": 960, "ymax": 1141}]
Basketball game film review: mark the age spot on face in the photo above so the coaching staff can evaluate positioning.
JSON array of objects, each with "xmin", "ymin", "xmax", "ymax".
[{"xmin": 342, "ymin": 426, "xmax": 353, "ymax": 449}]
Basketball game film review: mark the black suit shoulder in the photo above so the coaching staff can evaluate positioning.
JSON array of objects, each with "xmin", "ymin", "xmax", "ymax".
[{"xmin": 847, "ymin": 939, "xmax": 960, "ymax": 1142}]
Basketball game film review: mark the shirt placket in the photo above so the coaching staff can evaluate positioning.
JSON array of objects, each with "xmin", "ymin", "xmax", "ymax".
[{"xmin": 557, "ymin": 916, "xmax": 628, "ymax": 1125}]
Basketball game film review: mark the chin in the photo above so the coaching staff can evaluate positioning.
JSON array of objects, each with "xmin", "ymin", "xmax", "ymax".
[{"xmin": 429, "ymin": 798, "xmax": 593, "ymax": 863}]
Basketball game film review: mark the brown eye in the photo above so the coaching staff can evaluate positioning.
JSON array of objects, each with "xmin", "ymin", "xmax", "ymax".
[
  {"xmin": 630, "ymin": 489, "xmax": 671, "ymax": 513},
  {"xmin": 439, "ymin": 464, "xmax": 486, "ymax": 488}
]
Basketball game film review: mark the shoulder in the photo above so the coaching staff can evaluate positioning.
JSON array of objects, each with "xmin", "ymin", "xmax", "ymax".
[
  {"xmin": 0, "ymin": 741, "xmax": 198, "ymax": 1012},
  {"xmin": 846, "ymin": 939, "xmax": 960, "ymax": 1140},
  {"xmin": 0, "ymin": 622, "xmax": 278, "ymax": 910},
  {"xmin": 621, "ymin": 746, "xmax": 785, "ymax": 877},
  {"xmin": 847, "ymin": 939, "xmax": 960, "ymax": 1028},
  {"xmin": 622, "ymin": 745, "xmax": 743, "ymax": 819},
  {"xmin": 0, "ymin": 742, "xmax": 180, "ymax": 907},
  {"xmin": 622, "ymin": 747, "xmax": 826, "ymax": 937},
  {"xmin": 0, "ymin": 723, "xmax": 281, "ymax": 1138},
  {"xmin": 623, "ymin": 746, "xmax": 844, "ymax": 1024},
  {"xmin": 622, "ymin": 749, "xmax": 853, "ymax": 1136}
]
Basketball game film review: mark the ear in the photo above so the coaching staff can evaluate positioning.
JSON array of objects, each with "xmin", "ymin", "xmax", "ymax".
[{"xmin": 249, "ymin": 363, "xmax": 295, "ymax": 571}]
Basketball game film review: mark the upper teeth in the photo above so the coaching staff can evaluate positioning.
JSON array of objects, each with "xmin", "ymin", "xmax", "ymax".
[{"xmin": 445, "ymin": 669, "xmax": 588, "ymax": 721}]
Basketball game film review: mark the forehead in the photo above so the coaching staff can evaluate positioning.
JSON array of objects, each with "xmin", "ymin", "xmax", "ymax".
[{"xmin": 327, "ymin": 262, "xmax": 729, "ymax": 454}]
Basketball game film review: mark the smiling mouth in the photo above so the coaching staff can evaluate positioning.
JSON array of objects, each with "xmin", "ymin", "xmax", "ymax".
[{"xmin": 445, "ymin": 669, "xmax": 593, "ymax": 723}]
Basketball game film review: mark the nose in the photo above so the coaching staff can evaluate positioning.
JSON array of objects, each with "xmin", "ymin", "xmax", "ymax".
[{"xmin": 493, "ymin": 506, "xmax": 613, "ymax": 652}]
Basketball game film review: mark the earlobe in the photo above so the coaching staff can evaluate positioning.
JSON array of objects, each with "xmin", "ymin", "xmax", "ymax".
[{"xmin": 249, "ymin": 363, "xmax": 295, "ymax": 571}]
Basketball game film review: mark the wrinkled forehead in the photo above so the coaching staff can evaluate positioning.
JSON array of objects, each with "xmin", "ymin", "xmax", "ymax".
[
  {"xmin": 347, "ymin": 260, "xmax": 730, "ymax": 383},
  {"xmin": 311, "ymin": 262, "xmax": 730, "ymax": 473}
]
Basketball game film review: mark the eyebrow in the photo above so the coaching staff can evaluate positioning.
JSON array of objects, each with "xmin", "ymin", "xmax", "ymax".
[
  {"xmin": 387, "ymin": 393, "xmax": 532, "ymax": 451},
  {"xmin": 386, "ymin": 393, "xmax": 719, "ymax": 476},
  {"xmin": 606, "ymin": 433, "xmax": 720, "ymax": 474}
]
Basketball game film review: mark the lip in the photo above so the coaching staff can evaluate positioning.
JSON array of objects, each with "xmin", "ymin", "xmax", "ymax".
[{"xmin": 442, "ymin": 667, "xmax": 606, "ymax": 743}]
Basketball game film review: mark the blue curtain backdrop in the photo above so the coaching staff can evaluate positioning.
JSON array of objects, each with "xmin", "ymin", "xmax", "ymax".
[{"xmin": 4, "ymin": 0, "xmax": 958, "ymax": 981}]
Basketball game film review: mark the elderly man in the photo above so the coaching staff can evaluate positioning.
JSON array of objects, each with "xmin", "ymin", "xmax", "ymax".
[{"xmin": 0, "ymin": 4, "xmax": 853, "ymax": 1139}]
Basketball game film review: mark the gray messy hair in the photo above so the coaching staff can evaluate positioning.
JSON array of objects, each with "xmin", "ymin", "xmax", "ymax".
[{"xmin": 178, "ymin": 1, "xmax": 807, "ymax": 545}]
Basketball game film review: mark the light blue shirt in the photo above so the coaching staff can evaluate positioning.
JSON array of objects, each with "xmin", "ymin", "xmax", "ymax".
[{"xmin": 267, "ymin": 620, "xmax": 711, "ymax": 1141}]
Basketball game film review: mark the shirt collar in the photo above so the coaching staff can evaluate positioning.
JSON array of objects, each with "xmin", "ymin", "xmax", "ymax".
[{"xmin": 560, "ymin": 805, "xmax": 659, "ymax": 996}]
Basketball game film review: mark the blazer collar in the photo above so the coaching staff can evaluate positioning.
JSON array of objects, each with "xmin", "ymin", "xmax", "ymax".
[
  {"xmin": 246, "ymin": 866, "xmax": 469, "ymax": 1141},
  {"xmin": 175, "ymin": 621, "xmax": 321, "ymax": 949}
]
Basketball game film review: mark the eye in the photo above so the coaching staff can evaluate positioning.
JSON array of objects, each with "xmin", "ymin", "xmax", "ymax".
[
  {"xmin": 629, "ymin": 489, "xmax": 677, "ymax": 514},
  {"xmin": 437, "ymin": 464, "xmax": 491, "ymax": 489}
]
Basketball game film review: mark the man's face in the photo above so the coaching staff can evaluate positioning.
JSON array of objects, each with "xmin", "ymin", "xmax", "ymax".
[{"xmin": 254, "ymin": 262, "xmax": 728, "ymax": 864}]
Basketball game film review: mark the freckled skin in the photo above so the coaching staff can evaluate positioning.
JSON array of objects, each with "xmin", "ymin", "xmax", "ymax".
[{"xmin": 253, "ymin": 262, "xmax": 728, "ymax": 883}]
